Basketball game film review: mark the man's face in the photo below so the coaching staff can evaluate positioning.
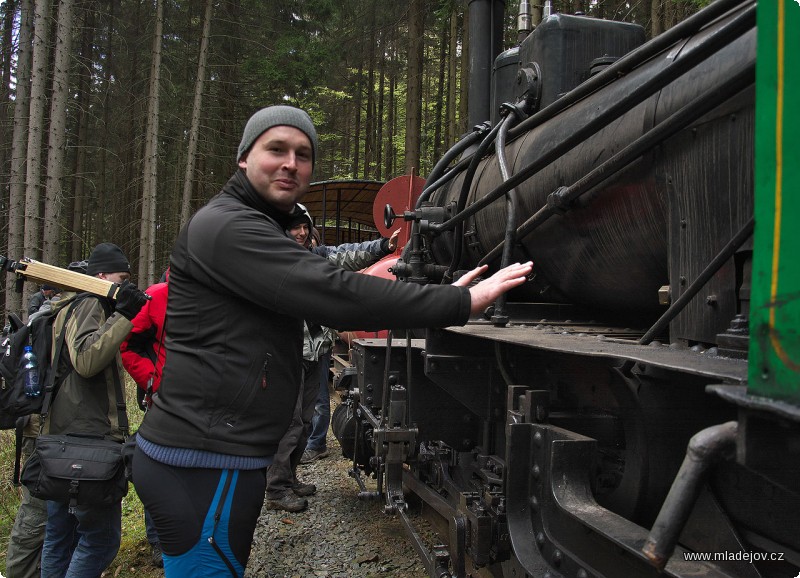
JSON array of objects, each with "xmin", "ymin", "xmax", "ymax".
[
  {"xmin": 42, "ymin": 289, "xmax": 56, "ymax": 298},
  {"xmin": 289, "ymin": 223, "xmax": 310, "ymax": 245},
  {"xmin": 238, "ymin": 126, "xmax": 313, "ymax": 212},
  {"xmin": 99, "ymin": 272, "xmax": 131, "ymax": 284}
]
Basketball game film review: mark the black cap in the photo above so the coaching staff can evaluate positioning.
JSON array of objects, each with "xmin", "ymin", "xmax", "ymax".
[
  {"xmin": 67, "ymin": 260, "xmax": 89, "ymax": 274},
  {"xmin": 86, "ymin": 243, "xmax": 130, "ymax": 276}
]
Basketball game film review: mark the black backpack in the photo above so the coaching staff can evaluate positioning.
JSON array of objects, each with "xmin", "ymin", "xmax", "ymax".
[
  {"xmin": 1, "ymin": 293, "xmax": 105, "ymax": 484},
  {"xmin": 0, "ymin": 293, "xmax": 93, "ymax": 427}
]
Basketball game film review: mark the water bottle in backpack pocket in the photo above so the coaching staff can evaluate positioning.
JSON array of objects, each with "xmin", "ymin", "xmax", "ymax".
[{"xmin": 21, "ymin": 345, "xmax": 41, "ymax": 397}]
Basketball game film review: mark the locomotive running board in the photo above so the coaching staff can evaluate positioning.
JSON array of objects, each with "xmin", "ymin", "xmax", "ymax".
[{"xmin": 448, "ymin": 323, "xmax": 747, "ymax": 384}]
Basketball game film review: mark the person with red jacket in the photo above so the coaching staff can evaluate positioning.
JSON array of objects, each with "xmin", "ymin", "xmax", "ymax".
[
  {"xmin": 120, "ymin": 272, "xmax": 168, "ymax": 568},
  {"xmin": 121, "ymin": 273, "xmax": 168, "ymax": 410}
]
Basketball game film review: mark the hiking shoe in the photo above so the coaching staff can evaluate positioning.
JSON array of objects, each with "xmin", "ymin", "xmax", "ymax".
[
  {"xmin": 300, "ymin": 447, "xmax": 330, "ymax": 464},
  {"xmin": 292, "ymin": 481, "xmax": 317, "ymax": 497},
  {"xmin": 266, "ymin": 493, "xmax": 308, "ymax": 512},
  {"xmin": 150, "ymin": 542, "xmax": 164, "ymax": 568}
]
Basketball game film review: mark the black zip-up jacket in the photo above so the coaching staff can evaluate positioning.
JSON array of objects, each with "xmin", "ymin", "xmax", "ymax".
[{"xmin": 138, "ymin": 169, "xmax": 471, "ymax": 458}]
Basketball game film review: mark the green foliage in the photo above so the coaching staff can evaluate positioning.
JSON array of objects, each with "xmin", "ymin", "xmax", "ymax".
[{"xmin": 0, "ymin": 431, "xmax": 21, "ymax": 564}]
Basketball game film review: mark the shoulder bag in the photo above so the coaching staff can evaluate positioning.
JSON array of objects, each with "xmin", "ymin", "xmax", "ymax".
[{"xmin": 21, "ymin": 297, "xmax": 129, "ymax": 511}]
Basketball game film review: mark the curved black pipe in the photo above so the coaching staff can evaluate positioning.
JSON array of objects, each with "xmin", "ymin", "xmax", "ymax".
[
  {"xmin": 642, "ymin": 422, "xmax": 738, "ymax": 569},
  {"xmin": 442, "ymin": 120, "xmax": 505, "ymax": 283},
  {"xmin": 417, "ymin": 125, "xmax": 489, "ymax": 209},
  {"xmin": 491, "ymin": 107, "xmax": 525, "ymax": 324}
]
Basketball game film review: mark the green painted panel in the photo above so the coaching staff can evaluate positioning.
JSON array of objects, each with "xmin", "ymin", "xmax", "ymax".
[{"xmin": 749, "ymin": 0, "xmax": 800, "ymax": 401}]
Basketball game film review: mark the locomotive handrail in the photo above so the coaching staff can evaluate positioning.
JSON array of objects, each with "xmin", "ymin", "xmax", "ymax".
[
  {"xmin": 429, "ymin": 2, "xmax": 755, "ymax": 236},
  {"xmin": 479, "ymin": 62, "xmax": 756, "ymax": 265}
]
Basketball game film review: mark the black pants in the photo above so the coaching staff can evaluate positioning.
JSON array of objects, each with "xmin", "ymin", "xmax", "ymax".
[
  {"xmin": 265, "ymin": 359, "xmax": 320, "ymax": 498},
  {"xmin": 131, "ymin": 447, "xmax": 266, "ymax": 575}
]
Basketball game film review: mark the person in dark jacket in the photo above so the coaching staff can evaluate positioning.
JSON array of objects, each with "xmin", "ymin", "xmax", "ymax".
[
  {"xmin": 27, "ymin": 285, "xmax": 57, "ymax": 317},
  {"xmin": 131, "ymin": 105, "xmax": 532, "ymax": 578}
]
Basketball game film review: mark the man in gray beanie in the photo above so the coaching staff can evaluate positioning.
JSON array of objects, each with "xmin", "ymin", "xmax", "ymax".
[
  {"xmin": 132, "ymin": 104, "xmax": 532, "ymax": 577},
  {"xmin": 237, "ymin": 104, "xmax": 318, "ymax": 166}
]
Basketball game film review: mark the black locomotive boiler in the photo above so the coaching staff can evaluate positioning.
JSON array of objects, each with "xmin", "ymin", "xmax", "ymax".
[{"xmin": 332, "ymin": 0, "xmax": 800, "ymax": 577}]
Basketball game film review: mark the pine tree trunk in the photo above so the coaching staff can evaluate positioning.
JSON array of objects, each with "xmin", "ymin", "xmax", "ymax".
[
  {"xmin": 386, "ymin": 27, "xmax": 397, "ymax": 177},
  {"xmin": 364, "ymin": 0, "xmax": 377, "ymax": 179},
  {"xmin": 4, "ymin": 0, "xmax": 32, "ymax": 318},
  {"xmin": 404, "ymin": 0, "xmax": 425, "ymax": 176},
  {"xmin": 386, "ymin": 40, "xmax": 396, "ymax": 178},
  {"xmin": 445, "ymin": 7, "xmax": 458, "ymax": 148},
  {"xmin": 375, "ymin": 28, "xmax": 386, "ymax": 181},
  {"xmin": 138, "ymin": 0, "xmax": 164, "ymax": 287},
  {"xmin": 458, "ymin": 4, "xmax": 469, "ymax": 136},
  {"xmin": 651, "ymin": 0, "xmax": 663, "ymax": 38},
  {"xmin": 433, "ymin": 15, "xmax": 448, "ymax": 161},
  {"xmin": 43, "ymin": 0, "xmax": 75, "ymax": 265},
  {"xmin": 352, "ymin": 54, "xmax": 364, "ymax": 179},
  {"xmin": 70, "ymin": 3, "xmax": 95, "ymax": 261},
  {"xmin": 180, "ymin": 0, "xmax": 213, "ymax": 228},
  {"xmin": 0, "ymin": 0, "xmax": 16, "ymax": 249},
  {"xmin": 23, "ymin": 0, "xmax": 51, "ymax": 264}
]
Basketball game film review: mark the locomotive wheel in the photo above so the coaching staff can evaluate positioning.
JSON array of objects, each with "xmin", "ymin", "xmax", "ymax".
[{"xmin": 331, "ymin": 401, "xmax": 373, "ymax": 472}]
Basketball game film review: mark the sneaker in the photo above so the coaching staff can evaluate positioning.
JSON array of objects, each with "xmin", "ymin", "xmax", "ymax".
[
  {"xmin": 265, "ymin": 493, "xmax": 308, "ymax": 512},
  {"xmin": 300, "ymin": 447, "xmax": 330, "ymax": 464},
  {"xmin": 292, "ymin": 481, "xmax": 317, "ymax": 497},
  {"xmin": 150, "ymin": 542, "xmax": 164, "ymax": 568}
]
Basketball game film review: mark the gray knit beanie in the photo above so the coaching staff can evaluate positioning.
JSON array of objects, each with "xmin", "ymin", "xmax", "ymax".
[{"xmin": 237, "ymin": 105, "xmax": 318, "ymax": 166}]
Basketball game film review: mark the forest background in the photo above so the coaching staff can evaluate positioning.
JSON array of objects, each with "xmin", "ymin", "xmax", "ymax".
[{"xmin": 0, "ymin": 0, "xmax": 705, "ymax": 318}]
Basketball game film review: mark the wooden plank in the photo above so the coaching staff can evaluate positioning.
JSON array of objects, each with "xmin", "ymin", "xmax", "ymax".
[{"xmin": 4, "ymin": 258, "xmax": 119, "ymax": 299}]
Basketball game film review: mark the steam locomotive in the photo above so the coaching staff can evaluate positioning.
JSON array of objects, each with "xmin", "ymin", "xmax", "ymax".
[{"xmin": 331, "ymin": 0, "xmax": 800, "ymax": 576}]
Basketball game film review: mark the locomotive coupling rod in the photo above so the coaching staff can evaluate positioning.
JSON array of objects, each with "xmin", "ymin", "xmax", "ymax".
[{"xmin": 642, "ymin": 421, "xmax": 738, "ymax": 569}]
